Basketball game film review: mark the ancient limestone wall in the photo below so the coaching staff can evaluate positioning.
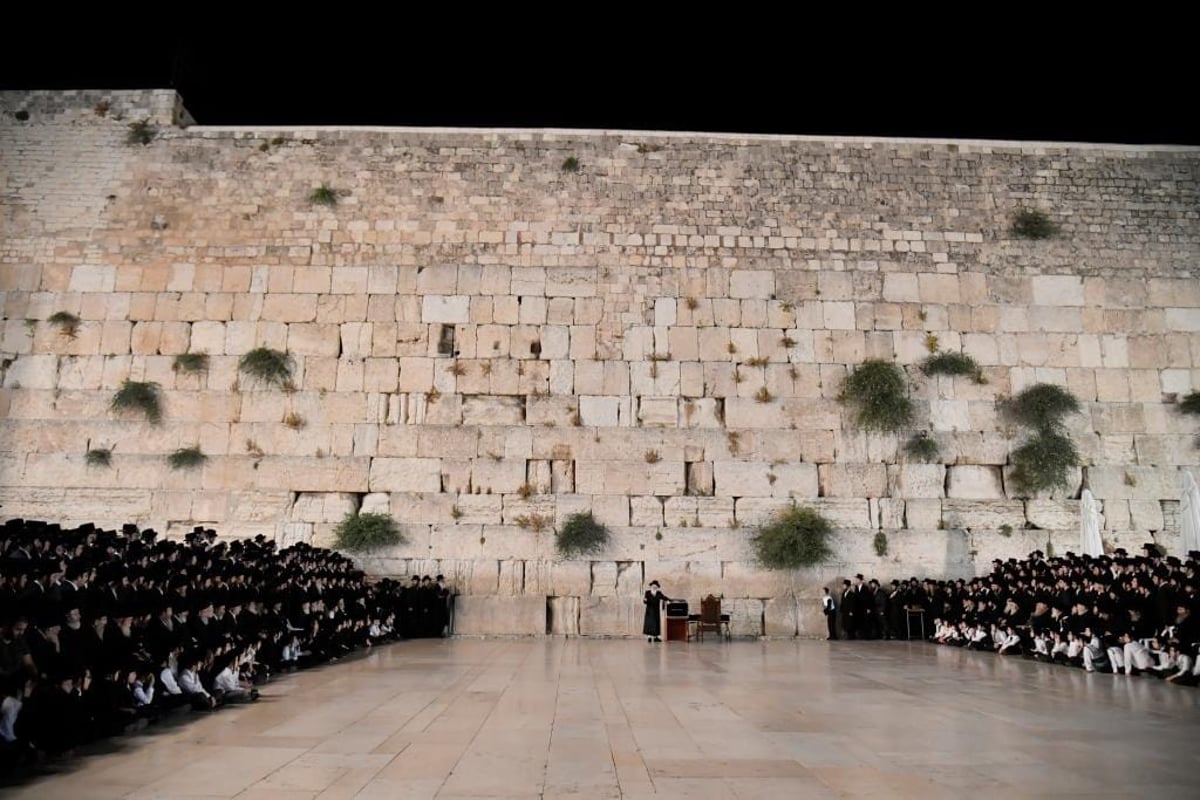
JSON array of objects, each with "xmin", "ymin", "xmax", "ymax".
[{"xmin": 2, "ymin": 90, "xmax": 1199, "ymax": 636}]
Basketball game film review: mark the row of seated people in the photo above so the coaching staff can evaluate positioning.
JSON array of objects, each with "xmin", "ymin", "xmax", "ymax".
[
  {"xmin": 917, "ymin": 545, "xmax": 1199, "ymax": 685},
  {"xmin": 0, "ymin": 518, "xmax": 452, "ymax": 768}
]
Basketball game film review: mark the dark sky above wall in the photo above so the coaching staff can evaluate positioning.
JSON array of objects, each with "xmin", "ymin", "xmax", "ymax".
[{"xmin": 3, "ymin": 39, "xmax": 1195, "ymax": 145}]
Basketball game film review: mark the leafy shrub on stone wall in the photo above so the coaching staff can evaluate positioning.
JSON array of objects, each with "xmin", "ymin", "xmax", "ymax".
[
  {"xmin": 751, "ymin": 506, "xmax": 833, "ymax": 570},
  {"xmin": 921, "ymin": 351, "xmax": 985, "ymax": 383},
  {"xmin": 334, "ymin": 512, "xmax": 406, "ymax": 552},
  {"xmin": 1002, "ymin": 383, "xmax": 1082, "ymax": 496},
  {"xmin": 903, "ymin": 432, "xmax": 940, "ymax": 463},
  {"xmin": 840, "ymin": 360, "xmax": 913, "ymax": 432},
  {"xmin": 555, "ymin": 512, "xmax": 610, "ymax": 558},
  {"xmin": 1001, "ymin": 383, "xmax": 1080, "ymax": 431}
]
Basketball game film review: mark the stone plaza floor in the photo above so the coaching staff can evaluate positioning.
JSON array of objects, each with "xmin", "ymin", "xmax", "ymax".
[{"xmin": 8, "ymin": 638, "xmax": 1200, "ymax": 799}]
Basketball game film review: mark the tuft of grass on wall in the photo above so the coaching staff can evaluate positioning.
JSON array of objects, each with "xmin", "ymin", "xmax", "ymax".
[
  {"xmin": 111, "ymin": 380, "xmax": 163, "ymax": 424},
  {"xmin": 47, "ymin": 311, "xmax": 81, "ymax": 338},
  {"xmin": 172, "ymin": 352, "xmax": 210, "ymax": 374},
  {"xmin": 167, "ymin": 446, "xmax": 207, "ymax": 471},
  {"xmin": 238, "ymin": 348, "xmax": 294, "ymax": 389}
]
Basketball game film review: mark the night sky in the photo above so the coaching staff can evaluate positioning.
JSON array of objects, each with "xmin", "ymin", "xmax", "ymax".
[{"xmin": 3, "ymin": 39, "xmax": 1195, "ymax": 145}]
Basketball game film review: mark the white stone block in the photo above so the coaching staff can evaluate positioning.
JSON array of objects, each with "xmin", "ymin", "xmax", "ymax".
[
  {"xmin": 943, "ymin": 500, "xmax": 1025, "ymax": 531},
  {"xmin": 368, "ymin": 458, "xmax": 443, "ymax": 492},
  {"xmin": 630, "ymin": 496, "xmax": 664, "ymax": 527},
  {"xmin": 930, "ymin": 400, "xmax": 971, "ymax": 432},
  {"xmin": 888, "ymin": 464, "xmax": 946, "ymax": 499},
  {"xmin": 472, "ymin": 458, "xmax": 528, "ymax": 494},
  {"xmin": 637, "ymin": 397, "xmax": 678, "ymax": 427},
  {"xmin": 360, "ymin": 492, "xmax": 391, "ymax": 515},
  {"xmin": 1025, "ymin": 500, "xmax": 1079, "ymax": 531},
  {"xmin": 579, "ymin": 395, "xmax": 620, "ymax": 427},
  {"xmin": 947, "ymin": 465, "xmax": 1004, "ymax": 499},
  {"xmin": 421, "ymin": 295, "xmax": 470, "ymax": 324},
  {"xmin": 462, "ymin": 395, "xmax": 524, "ymax": 425},
  {"xmin": 654, "ymin": 297, "xmax": 677, "ymax": 327},
  {"xmin": 729, "ymin": 270, "xmax": 774, "ymax": 299},
  {"xmin": 1031, "ymin": 275, "xmax": 1084, "ymax": 306}
]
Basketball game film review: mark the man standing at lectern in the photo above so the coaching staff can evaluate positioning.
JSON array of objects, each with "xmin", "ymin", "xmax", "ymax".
[{"xmin": 643, "ymin": 581, "xmax": 668, "ymax": 643}]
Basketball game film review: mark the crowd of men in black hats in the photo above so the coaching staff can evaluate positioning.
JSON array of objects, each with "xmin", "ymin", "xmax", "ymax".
[
  {"xmin": 903, "ymin": 546, "xmax": 1200, "ymax": 684},
  {"xmin": 0, "ymin": 518, "xmax": 453, "ymax": 768},
  {"xmin": 823, "ymin": 574, "xmax": 923, "ymax": 641}
]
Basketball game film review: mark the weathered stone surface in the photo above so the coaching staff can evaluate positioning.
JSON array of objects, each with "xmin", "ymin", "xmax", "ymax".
[
  {"xmin": 887, "ymin": 464, "xmax": 946, "ymax": 499},
  {"xmin": 455, "ymin": 596, "xmax": 546, "ymax": 635},
  {"xmin": 946, "ymin": 466, "xmax": 1005, "ymax": 500},
  {"xmin": 1, "ymin": 90, "xmax": 1196, "ymax": 639},
  {"xmin": 368, "ymin": 458, "xmax": 443, "ymax": 493},
  {"xmin": 942, "ymin": 500, "xmax": 1026, "ymax": 531}
]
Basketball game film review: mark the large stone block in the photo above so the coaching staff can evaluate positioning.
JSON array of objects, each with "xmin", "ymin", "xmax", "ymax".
[
  {"xmin": 888, "ymin": 464, "xmax": 946, "ymax": 499},
  {"xmin": 946, "ymin": 465, "xmax": 1004, "ymax": 499},
  {"xmin": 715, "ymin": 460, "xmax": 820, "ymax": 496},
  {"xmin": 942, "ymin": 500, "xmax": 1026, "ymax": 531},
  {"xmin": 818, "ymin": 464, "xmax": 887, "ymax": 498},
  {"xmin": 368, "ymin": 458, "xmax": 443, "ymax": 492},
  {"xmin": 455, "ymin": 596, "xmax": 546, "ymax": 635},
  {"xmin": 1085, "ymin": 466, "xmax": 1179, "ymax": 500},
  {"xmin": 1025, "ymin": 500, "xmax": 1080, "ymax": 531},
  {"xmin": 578, "ymin": 596, "xmax": 643, "ymax": 636}
]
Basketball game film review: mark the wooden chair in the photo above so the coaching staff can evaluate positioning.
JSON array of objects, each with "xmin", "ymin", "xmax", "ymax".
[{"xmin": 697, "ymin": 595, "xmax": 730, "ymax": 641}]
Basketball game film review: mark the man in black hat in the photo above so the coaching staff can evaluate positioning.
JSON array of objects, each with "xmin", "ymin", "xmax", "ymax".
[{"xmin": 838, "ymin": 579, "xmax": 856, "ymax": 640}]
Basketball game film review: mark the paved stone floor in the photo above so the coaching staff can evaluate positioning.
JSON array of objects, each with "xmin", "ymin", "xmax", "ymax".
[{"xmin": 8, "ymin": 639, "xmax": 1200, "ymax": 799}]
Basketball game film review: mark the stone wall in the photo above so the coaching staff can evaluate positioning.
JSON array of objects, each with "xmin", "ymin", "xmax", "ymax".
[{"xmin": 2, "ymin": 90, "xmax": 1198, "ymax": 636}]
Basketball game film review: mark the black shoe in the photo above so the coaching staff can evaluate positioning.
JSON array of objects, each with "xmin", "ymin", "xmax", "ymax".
[{"xmin": 654, "ymin": 637, "xmax": 662, "ymax": 642}]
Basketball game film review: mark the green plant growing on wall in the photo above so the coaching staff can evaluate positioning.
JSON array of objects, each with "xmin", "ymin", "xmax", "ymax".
[
  {"xmin": 85, "ymin": 447, "xmax": 112, "ymax": 468},
  {"xmin": 921, "ymin": 351, "xmax": 985, "ymax": 383},
  {"xmin": 172, "ymin": 352, "xmax": 209, "ymax": 374},
  {"xmin": 1001, "ymin": 383, "xmax": 1081, "ymax": 430},
  {"xmin": 309, "ymin": 185, "xmax": 338, "ymax": 206},
  {"xmin": 334, "ymin": 511, "xmax": 407, "ymax": 552},
  {"xmin": 168, "ymin": 446, "xmax": 207, "ymax": 471},
  {"xmin": 1180, "ymin": 392, "xmax": 1200, "ymax": 415},
  {"xmin": 903, "ymin": 432, "xmax": 940, "ymax": 463},
  {"xmin": 1011, "ymin": 209, "xmax": 1057, "ymax": 240},
  {"xmin": 111, "ymin": 380, "xmax": 163, "ymax": 424},
  {"xmin": 840, "ymin": 359, "xmax": 913, "ymax": 432},
  {"xmin": 751, "ymin": 505, "xmax": 833, "ymax": 570},
  {"xmin": 1009, "ymin": 430, "xmax": 1079, "ymax": 496},
  {"xmin": 47, "ymin": 311, "xmax": 81, "ymax": 338},
  {"xmin": 1002, "ymin": 382, "xmax": 1082, "ymax": 496},
  {"xmin": 999, "ymin": 524, "xmax": 1013, "ymax": 537},
  {"xmin": 561, "ymin": 156, "xmax": 580, "ymax": 173},
  {"xmin": 873, "ymin": 531, "xmax": 889, "ymax": 557},
  {"xmin": 127, "ymin": 120, "xmax": 156, "ymax": 145},
  {"xmin": 556, "ymin": 511, "xmax": 610, "ymax": 558},
  {"xmin": 754, "ymin": 386, "xmax": 774, "ymax": 403},
  {"xmin": 238, "ymin": 348, "xmax": 294, "ymax": 389}
]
